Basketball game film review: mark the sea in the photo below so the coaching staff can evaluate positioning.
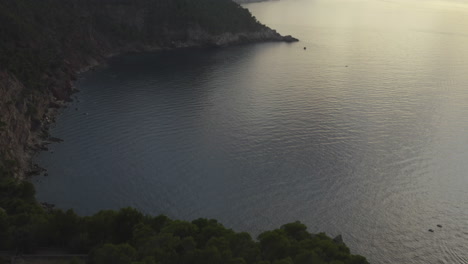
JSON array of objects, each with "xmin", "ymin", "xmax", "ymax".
[{"xmin": 35, "ymin": 0, "xmax": 468, "ymax": 263}]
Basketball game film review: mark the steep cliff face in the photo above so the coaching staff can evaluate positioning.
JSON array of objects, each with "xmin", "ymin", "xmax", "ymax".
[
  {"xmin": 0, "ymin": 73, "xmax": 30, "ymax": 176},
  {"xmin": 0, "ymin": 0, "xmax": 297, "ymax": 178},
  {"xmin": 0, "ymin": 71, "xmax": 57, "ymax": 177}
]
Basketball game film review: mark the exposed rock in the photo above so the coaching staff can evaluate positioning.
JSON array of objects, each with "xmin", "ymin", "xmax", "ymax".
[
  {"xmin": 48, "ymin": 137, "xmax": 64, "ymax": 143},
  {"xmin": 34, "ymin": 144, "xmax": 49, "ymax": 151},
  {"xmin": 283, "ymin": 35, "xmax": 299, "ymax": 42},
  {"xmin": 27, "ymin": 164, "xmax": 46, "ymax": 177},
  {"xmin": 40, "ymin": 202, "xmax": 55, "ymax": 212},
  {"xmin": 49, "ymin": 102, "xmax": 62, "ymax": 109}
]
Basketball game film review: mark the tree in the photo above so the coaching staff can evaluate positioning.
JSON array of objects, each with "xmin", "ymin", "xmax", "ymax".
[
  {"xmin": 91, "ymin": 243, "xmax": 137, "ymax": 264},
  {"xmin": 281, "ymin": 221, "xmax": 310, "ymax": 241},
  {"xmin": 112, "ymin": 207, "xmax": 143, "ymax": 244},
  {"xmin": 258, "ymin": 231, "xmax": 290, "ymax": 261},
  {"xmin": 0, "ymin": 209, "xmax": 8, "ymax": 248},
  {"xmin": 294, "ymin": 250, "xmax": 324, "ymax": 264}
]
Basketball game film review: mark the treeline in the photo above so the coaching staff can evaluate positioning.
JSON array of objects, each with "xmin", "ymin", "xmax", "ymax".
[
  {"xmin": 0, "ymin": 178, "xmax": 369, "ymax": 264},
  {"xmin": 0, "ymin": 1, "xmax": 368, "ymax": 263},
  {"xmin": 0, "ymin": 0, "xmax": 267, "ymax": 92}
]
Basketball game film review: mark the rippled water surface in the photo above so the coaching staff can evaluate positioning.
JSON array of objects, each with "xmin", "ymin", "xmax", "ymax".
[{"xmin": 35, "ymin": 0, "xmax": 468, "ymax": 263}]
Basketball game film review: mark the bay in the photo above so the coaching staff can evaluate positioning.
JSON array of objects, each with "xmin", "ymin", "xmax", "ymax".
[{"xmin": 35, "ymin": 0, "xmax": 468, "ymax": 263}]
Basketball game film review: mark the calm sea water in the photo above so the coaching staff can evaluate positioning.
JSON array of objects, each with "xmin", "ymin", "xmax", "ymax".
[{"xmin": 35, "ymin": 0, "xmax": 468, "ymax": 263}]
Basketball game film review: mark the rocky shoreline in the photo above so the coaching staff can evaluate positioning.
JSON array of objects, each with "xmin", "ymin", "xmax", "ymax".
[
  {"xmin": 0, "ymin": 25, "xmax": 297, "ymax": 179},
  {"xmin": 0, "ymin": 0, "xmax": 298, "ymax": 179}
]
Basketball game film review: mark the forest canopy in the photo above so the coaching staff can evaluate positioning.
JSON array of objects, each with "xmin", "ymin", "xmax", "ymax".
[
  {"xmin": 0, "ymin": 178, "xmax": 369, "ymax": 264},
  {"xmin": 0, "ymin": 0, "xmax": 268, "ymax": 91}
]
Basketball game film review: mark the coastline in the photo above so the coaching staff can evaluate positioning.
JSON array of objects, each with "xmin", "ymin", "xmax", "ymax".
[
  {"xmin": 0, "ymin": 0, "xmax": 300, "ymax": 180},
  {"xmin": 0, "ymin": 29, "xmax": 298, "ymax": 180}
]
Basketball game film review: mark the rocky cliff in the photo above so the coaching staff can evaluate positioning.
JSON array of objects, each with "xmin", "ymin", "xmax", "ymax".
[{"xmin": 0, "ymin": 0, "xmax": 297, "ymax": 178}]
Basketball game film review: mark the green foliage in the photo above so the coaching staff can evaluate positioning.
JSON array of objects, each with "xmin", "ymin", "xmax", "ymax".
[
  {"xmin": 0, "ymin": 0, "xmax": 268, "ymax": 96},
  {"xmin": 0, "ymin": 120, "xmax": 6, "ymax": 131},
  {"xmin": 26, "ymin": 103, "xmax": 38, "ymax": 117},
  {"xmin": 91, "ymin": 243, "xmax": 137, "ymax": 264},
  {"xmin": 0, "ymin": 159, "xmax": 19, "ymax": 178},
  {"xmin": 273, "ymin": 257, "xmax": 294, "ymax": 264},
  {"xmin": 281, "ymin": 221, "xmax": 310, "ymax": 241},
  {"xmin": 0, "ymin": 210, "xmax": 8, "ymax": 248},
  {"xmin": 259, "ymin": 230, "xmax": 291, "ymax": 261},
  {"xmin": 113, "ymin": 208, "xmax": 144, "ymax": 244},
  {"xmin": 0, "ymin": 1, "xmax": 364, "ymax": 262},
  {"xmin": 69, "ymin": 257, "xmax": 83, "ymax": 264},
  {"xmin": 0, "ymin": 178, "xmax": 36, "ymax": 209},
  {"xmin": 0, "ymin": 175, "xmax": 369, "ymax": 263}
]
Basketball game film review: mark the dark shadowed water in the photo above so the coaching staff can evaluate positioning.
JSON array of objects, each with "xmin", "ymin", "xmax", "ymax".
[{"xmin": 35, "ymin": 0, "xmax": 468, "ymax": 263}]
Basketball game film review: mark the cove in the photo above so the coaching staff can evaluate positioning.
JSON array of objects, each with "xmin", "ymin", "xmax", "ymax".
[{"xmin": 35, "ymin": 0, "xmax": 468, "ymax": 263}]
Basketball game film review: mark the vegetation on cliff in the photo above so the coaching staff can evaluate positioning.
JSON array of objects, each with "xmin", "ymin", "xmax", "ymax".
[
  {"xmin": 0, "ymin": 177, "xmax": 368, "ymax": 264},
  {"xmin": 0, "ymin": 1, "xmax": 367, "ymax": 263},
  {"xmin": 0, "ymin": 0, "xmax": 276, "ymax": 94},
  {"xmin": 0, "ymin": 0, "xmax": 296, "ymax": 177}
]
